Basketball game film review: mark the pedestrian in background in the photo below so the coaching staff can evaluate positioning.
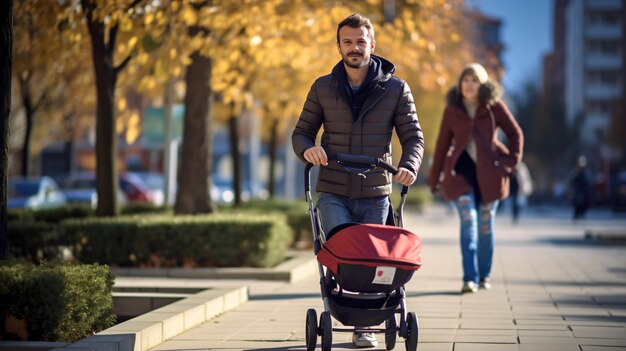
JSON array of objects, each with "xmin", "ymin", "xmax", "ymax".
[
  {"xmin": 292, "ymin": 13, "xmax": 424, "ymax": 347},
  {"xmin": 509, "ymin": 161, "xmax": 534, "ymax": 223},
  {"xmin": 569, "ymin": 156, "xmax": 591, "ymax": 220},
  {"xmin": 428, "ymin": 63, "xmax": 523, "ymax": 294}
]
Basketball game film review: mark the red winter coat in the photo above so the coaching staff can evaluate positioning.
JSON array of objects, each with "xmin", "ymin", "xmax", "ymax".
[{"xmin": 428, "ymin": 86, "xmax": 523, "ymax": 203}]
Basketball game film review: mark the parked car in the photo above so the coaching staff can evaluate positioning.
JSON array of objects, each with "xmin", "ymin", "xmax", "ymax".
[
  {"xmin": 61, "ymin": 173, "xmax": 127, "ymax": 208},
  {"xmin": 211, "ymin": 176, "xmax": 268, "ymax": 202},
  {"xmin": 119, "ymin": 172, "xmax": 158, "ymax": 204},
  {"xmin": 8, "ymin": 176, "xmax": 66, "ymax": 210},
  {"xmin": 131, "ymin": 172, "xmax": 165, "ymax": 206},
  {"xmin": 212, "ymin": 175, "xmax": 236, "ymax": 203}
]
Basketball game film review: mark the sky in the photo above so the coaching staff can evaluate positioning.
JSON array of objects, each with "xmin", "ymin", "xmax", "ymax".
[{"xmin": 470, "ymin": 0, "xmax": 552, "ymax": 94}]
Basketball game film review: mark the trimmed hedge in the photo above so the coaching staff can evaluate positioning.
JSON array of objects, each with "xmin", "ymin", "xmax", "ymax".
[
  {"xmin": 61, "ymin": 213, "xmax": 291, "ymax": 267},
  {"xmin": 0, "ymin": 262, "xmax": 115, "ymax": 342},
  {"xmin": 7, "ymin": 203, "xmax": 170, "ymax": 223},
  {"xmin": 6, "ymin": 222, "xmax": 62, "ymax": 263},
  {"xmin": 8, "ymin": 205, "xmax": 94, "ymax": 223},
  {"xmin": 221, "ymin": 199, "xmax": 312, "ymax": 244}
]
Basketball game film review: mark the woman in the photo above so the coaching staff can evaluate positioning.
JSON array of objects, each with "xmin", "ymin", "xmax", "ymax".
[{"xmin": 428, "ymin": 63, "xmax": 523, "ymax": 293}]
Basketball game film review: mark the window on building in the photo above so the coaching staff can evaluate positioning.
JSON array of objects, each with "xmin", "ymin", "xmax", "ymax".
[
  {"xmin": 586, "ymin": 11, "xmax": 621, "ymax": 26},
  {"xmin": 586, "ymin": 40, "xmax": 621, "ymax": 55},
  {"xmin": 481, "ymin": 23, "xmax": 500, "ymax": 45},
  {"xmin": 585, "ymin": 70, "xmax": 621, "ymax": 84},
  {"xmin": 585, "ymin": 100, "xmax": 614, "ymax": 114}
]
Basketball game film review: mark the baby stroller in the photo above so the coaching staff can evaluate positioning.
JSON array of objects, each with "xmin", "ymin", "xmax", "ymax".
[{"xmin": 304, "ymin": 153, "xmax": 422, "ymax": 351}]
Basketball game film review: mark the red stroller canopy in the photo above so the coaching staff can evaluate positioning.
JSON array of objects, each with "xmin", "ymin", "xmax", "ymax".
[{"xmin": 317, "ymin": 223, "xmax": 422, "ymax": 275}]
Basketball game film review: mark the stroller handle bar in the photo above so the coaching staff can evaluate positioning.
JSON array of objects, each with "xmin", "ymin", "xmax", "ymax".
[
  {"xmin": 304, "ymin": 152, "xmax": 410, "ymax": 255},
  {"xmin": 304, "ymin": 152, "xmax": 410, "ymax": 196}
]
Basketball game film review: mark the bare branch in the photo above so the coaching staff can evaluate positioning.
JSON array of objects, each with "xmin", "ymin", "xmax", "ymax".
[
  {"xmin": 114, "ymin": 52, "xmax": 134, "ymax": 76},
  {"xmin": 126, "ymin": 0, "xmax": 144, "ymax": 12},
  {"xmin": 109, "ymin": 0, "xmax": 146, "ymax": 53}
]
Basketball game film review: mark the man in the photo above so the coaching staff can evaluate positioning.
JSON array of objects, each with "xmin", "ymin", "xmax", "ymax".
[{"xmin": 292, "ymin": 13, "xmax": 424, "ymax": 348}]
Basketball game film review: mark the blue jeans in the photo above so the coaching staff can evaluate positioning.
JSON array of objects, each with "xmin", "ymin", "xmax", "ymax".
[
  {"xmin": 316, "ymin": 192, "xmax": 390, "ymax": 236},
  {"xmin": 453, "ymin": 191, "xmax": 499, "ymax": 283}
]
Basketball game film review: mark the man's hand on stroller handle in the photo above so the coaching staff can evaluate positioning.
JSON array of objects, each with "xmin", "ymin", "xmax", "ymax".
[
  {"xmin": 394, "ymin": 167, "xmax": 416, "ymax": 186},
  {"xmin": 304, "ymin": 150, "xmax": 416, "ymax": 185},
  {"xmin": 304, "ymin": 146, "xmax": 328, "ymax": 166}
]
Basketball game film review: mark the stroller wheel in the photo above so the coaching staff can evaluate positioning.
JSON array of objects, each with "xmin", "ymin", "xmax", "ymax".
[
  {"xmin": 305, "ymin": 309, "xmax": 317, "ymax": 351},
  {"xmin": 319, "ymin": 311, "xmax": 333, "ymax": 351},
  {"xmin": 385, "ymin": 315, "xmax": 397, "ymax": 350},
  {"xmin": 404, "ymin": 312, "xmax": 418, "ymax": 351}
]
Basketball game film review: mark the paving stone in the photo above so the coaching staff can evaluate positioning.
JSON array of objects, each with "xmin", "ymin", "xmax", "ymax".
[
  {"xmin": 581, "ymin": 346, "xmax": 626, "ymax": 351},
  {"xmin": 455, "ymin": 329, "xmax": 516, "ymax": 336},
  {"xmin": 453, "ymin": 343, "xmax": 519, "ymax": 351},
  {"xmin": 517, "ymin": 329, "xmax": 574, "ymax": 337},
  {"xmin": 570, "ymin": 326, "xmax": 626, "ymax": 338},
  {"xmin": 519, "ymin": 344, "xmax": 580, "ymax": 351}
]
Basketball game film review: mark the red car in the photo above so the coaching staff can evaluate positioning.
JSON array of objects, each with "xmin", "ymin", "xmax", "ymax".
[
  {"xmin": 119, "ymin": 172, "xmax": 156, "ymax": 203},
  {"xmin": 63, "ymin": 172, "xmax": 156, "ymax": 205}
]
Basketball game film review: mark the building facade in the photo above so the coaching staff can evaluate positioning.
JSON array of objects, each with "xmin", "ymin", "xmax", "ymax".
[
  {"xmin": 466, "ymin": 9, "xmax": 505, "ymax": 82},
  {"xmin": 562, "ymin": 0, "xmax": 624, "ymax": 158}
]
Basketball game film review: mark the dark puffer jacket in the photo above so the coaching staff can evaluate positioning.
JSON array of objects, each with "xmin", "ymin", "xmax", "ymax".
[
  {"xmin": 292, "ymin": 55, "xmax": 424, "ymax": 199},
  {"xmin": 428, "ymin": 82, "xmax": 523, "ymax": 203}
]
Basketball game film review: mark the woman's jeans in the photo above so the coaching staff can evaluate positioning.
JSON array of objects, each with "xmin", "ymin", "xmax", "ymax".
[
  {"xmin": 316, "ymin": 192, "xmax": 390, "ymax": 236},
  {"xmin": 453, "ymin": 191, "xmax": 499, "ymax": 283}
]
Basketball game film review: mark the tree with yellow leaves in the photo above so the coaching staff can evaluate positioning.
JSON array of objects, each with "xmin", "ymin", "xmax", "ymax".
[
  {"xmin": 56, "ymin": 0, "xmax": 159, "ymax": 216},
  {"xmin": 12, "ymin": 0, "xmax": 94, "ymax": 177}
]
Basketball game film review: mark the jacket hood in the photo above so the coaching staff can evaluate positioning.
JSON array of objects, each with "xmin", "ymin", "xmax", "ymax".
[
  {"xmin": 445, "ymin": 79, "xmax": 503, "ymax": 107},
  {"xmin": 372, "ymin": 54, "xmax": 396, "ymax": 81}
]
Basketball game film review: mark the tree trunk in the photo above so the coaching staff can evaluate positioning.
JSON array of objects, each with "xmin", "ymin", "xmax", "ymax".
[
  {"xmin": 228, "ymin": 115, "xmax": 242, "ymax": 207},
  {"xmin": 175, "ymin": 51, "xmax": 214, "ymax": 214},
  {"xmin": 0, "ymin": 0, "xmax": 12, "ymax": 259},
  {"xmin": 268, "ymin": 119, "xmax": 278, "ymax": 199},
  {"xmin": 18, "ymin": 78, "xmax": 33, "ymax": 177},
  {"xmin": 83, "ymin": 0, "xmax": 118, "ymax": 216}
]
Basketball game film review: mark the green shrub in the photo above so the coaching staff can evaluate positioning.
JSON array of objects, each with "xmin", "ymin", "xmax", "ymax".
[
  {"xmin": 7, "ymin": 222, "xmax": 65, "ymax": 263},
  {"xmin": 30, "ymin": 205, "xmax": 94, "ymax": 223},
  {"xmin": 121, "ymin": 203, "xmax": 171, "ymax": 215},
  {"xmin": 221, "ymin": 199, "xmax": 312, "ymax": 244},
  {"xmin": 0, "ymin": 262, "xmax": 115, "ymax": 342},
  {"xmin": 61, "ymin": 213, "xmax": 291, "ymax": 267},
  {"xmin": 7, "ymin": 208, "xmax": 36, "ymax": 222},
  {"xmin": 8, "ymin": 203, "xmax": 171, "ymax": 224}
]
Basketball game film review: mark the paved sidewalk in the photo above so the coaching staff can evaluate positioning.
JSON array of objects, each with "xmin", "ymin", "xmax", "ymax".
[{"xmin": 150, "ymin": 205, "xmax": 626, "ymax": 351}]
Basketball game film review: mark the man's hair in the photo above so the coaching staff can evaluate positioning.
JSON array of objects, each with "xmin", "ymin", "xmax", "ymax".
[{"xmin": 336, "ymin": 13, "xmax": 375, "ymax": 43}]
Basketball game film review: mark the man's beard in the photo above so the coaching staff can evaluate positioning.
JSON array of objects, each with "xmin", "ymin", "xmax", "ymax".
[{"xmin": 342, "ymin": 53, "xmax": 370, "ymax": 69}]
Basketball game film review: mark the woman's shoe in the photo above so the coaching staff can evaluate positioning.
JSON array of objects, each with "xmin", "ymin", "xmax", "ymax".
[
  {"xmin": 461, "ymin": 281, "xmax": 478, "ymax": 293},
  {"xmin": 479, "ymin": 278, "xmax": 492, "ymax": 290}
]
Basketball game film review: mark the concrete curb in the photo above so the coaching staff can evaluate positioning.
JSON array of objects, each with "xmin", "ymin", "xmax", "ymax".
[
  {"xmin": 584, "ymin": 228, "xmax": 626, "ymax": 242},
  {"xmin": 48, "ymin": 286, "xmax": 248, "ymax": 351},
  {"xmin": 109, "ymin": 249, "xmax": 318, "ymax": 283},
  {"xmin": 1, "ymin": 251, "xmax": 318, "ymax": 351}
]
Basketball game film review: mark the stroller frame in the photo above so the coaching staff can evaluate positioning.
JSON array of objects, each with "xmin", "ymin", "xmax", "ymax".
[{"xmin": 303, "ymin": 153, "xmax": 419, "ymax": 351}]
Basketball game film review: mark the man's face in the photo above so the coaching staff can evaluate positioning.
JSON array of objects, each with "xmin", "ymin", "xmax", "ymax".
[{"xmin": 337, "ymin": 25, "xmax": 375, "ymax": 69}]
